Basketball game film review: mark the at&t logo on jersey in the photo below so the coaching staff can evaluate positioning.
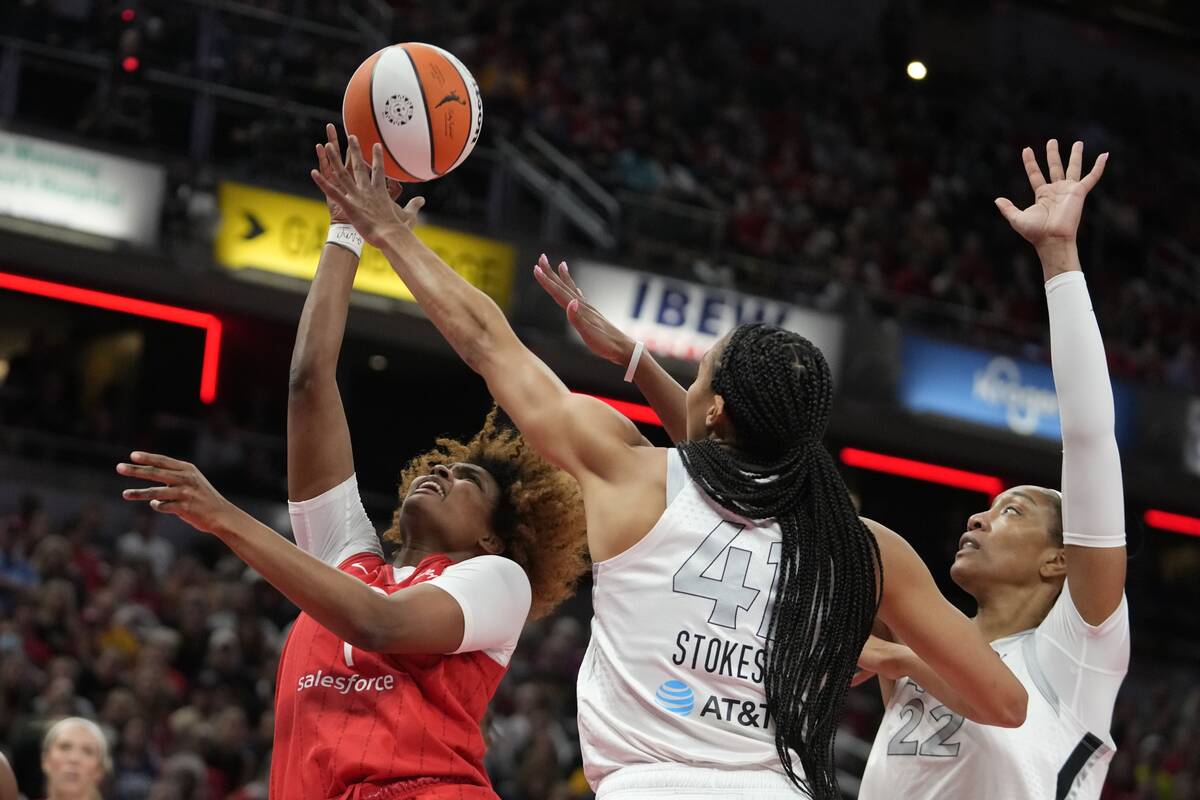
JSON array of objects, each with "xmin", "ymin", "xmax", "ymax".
[
  {"xmin": 651, "ymin": 678, "xmax": 773, "ymax": 731},
  {"xmin": 655, "ymin": 680, "xmax": 695, "ymax": 715}
]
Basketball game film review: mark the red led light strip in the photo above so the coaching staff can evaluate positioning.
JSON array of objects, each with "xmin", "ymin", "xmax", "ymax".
[
  {"xmin": 840, "ymin": 447, "xmax": 1006, "ymax": 498},
  {"xmin": 0, "ymin": 271, "xmax": 222, "ymax": 404},
  {"xmin": 1144, "ymin": 510, "xmax": 1200, "ymax": 539}
]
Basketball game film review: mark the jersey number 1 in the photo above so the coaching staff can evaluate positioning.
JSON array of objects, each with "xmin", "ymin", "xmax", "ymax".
[{"xmin": 673, "ymin": 520, "xmax": 782, "ymax": 637}]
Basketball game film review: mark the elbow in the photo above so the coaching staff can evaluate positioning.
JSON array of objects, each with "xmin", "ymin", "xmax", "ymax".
[
  {"xmin": 989, "ymin": 685, "xmax": 1028, "ymax": 728},
  {"xmin": 344, "ymin": 598, "xmax": 408, "ymax": 653},
  {"xmin": 343, "ymin": 617, "xmax": 393, "ymax": 654},
  {"xmin": 287, "ymin": 362, "xmax": 332, "ymax": 396}
]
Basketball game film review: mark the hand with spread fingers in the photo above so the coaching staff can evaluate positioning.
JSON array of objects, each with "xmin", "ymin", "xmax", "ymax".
[
  {"xmin": 532, "ymin": 253, "xmax": 636, "ymax": 366},
  {"xmin": 118, "ymin": 452, "xmax": 243, "ymax": 536},
  {"xmin": 311, "ymin": 132, "xmax": 423, "ymax": 246},
  {"xmin": 316, "ymin": 123, "xmax": 404, "ymax": 225},
  {"xmin": 994, "ymin": 139, "xmax": 1107, "ymax": 251}
]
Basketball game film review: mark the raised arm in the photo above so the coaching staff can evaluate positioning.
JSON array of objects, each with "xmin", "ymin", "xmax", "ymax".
[
  {"xmin": 533, "ymin": 258, "xmax": 689, "ymax": 442},
  {"xmin": 288, "ymin": 126, "xmax": 411, "ymax": 501},
  {"xmin": 869, "ymin": 520, "xmax": 1027, "ymax": 727},
  {"xmin": 287, "ymin": 126, "xmax": 363, "ymax": 501},
  {"xmin": 309, "ymin": 136, "xmax": 647, "ymax": 492},
  {"xmin": 996, "ymin": 140, "xmax": 1125, "ymax": 624},
  {"xmin": 119, "ymin": 453, "xmax": 467, "ymax": 654}
]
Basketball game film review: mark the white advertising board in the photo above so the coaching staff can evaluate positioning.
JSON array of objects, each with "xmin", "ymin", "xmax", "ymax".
[
  {"xmin": 0, "ymin": 131, "xmax": 165, "ymax": 247},
  {"xmin": 572, "ymin": 260, "xmax": 843, "ymax": 373}
]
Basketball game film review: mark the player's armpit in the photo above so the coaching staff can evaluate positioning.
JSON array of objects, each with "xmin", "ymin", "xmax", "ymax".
[
  {"xmin": 868, "ymin": 519, "xmax": 1028, "ymax": 728},
  {"xmin": 359, "ymin": 583, "xmax": 467, "ymax": 655}
]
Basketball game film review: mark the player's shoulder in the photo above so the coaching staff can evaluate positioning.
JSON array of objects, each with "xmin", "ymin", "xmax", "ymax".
[
  {"xmin": 442, "ymin": 554, "xmax": 530, "ymax": 586},
  {"xmin": 1041, "ymin": 582, "xmax": 1130, "ymax": 640}
]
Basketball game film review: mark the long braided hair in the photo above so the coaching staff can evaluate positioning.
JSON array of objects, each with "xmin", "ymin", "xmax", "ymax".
[{"xmin": 678, "ymin": 323, "xmax": 883, "ymax": 799}]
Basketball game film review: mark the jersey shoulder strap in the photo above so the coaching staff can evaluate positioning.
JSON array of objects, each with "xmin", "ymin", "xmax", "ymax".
[{"xmin": 666, "ymin": 448, "xmax": 688, "ymax": 505}]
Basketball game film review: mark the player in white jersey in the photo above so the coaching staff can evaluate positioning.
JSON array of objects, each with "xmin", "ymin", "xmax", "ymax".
[
  {"xmin": 311, "ymin": 135, "xmax": 1028, "ymax": 800},
  {"xmin": 854, "ymin": 141, "xmax": 1128, "ymax": 800}
]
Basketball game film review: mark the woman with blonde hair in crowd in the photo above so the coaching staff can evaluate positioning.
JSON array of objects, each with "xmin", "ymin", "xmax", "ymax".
[{"xmin": 41, "ymin": 717, "xmax": 109, "ymax": 800}]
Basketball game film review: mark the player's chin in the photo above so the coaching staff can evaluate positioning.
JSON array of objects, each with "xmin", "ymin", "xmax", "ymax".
[{"xmin": 949, "ymin": 556, "xmax": 979, "ymax": 589}]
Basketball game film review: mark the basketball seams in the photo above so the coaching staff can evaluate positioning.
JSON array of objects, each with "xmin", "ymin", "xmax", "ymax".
[
  {"xmin": 400, "ymin": 46, "xmax": 439, "ymax": 178},
  {"xmin": 432, "ymin": 45, "xmax": 481, "ymax": 174}
]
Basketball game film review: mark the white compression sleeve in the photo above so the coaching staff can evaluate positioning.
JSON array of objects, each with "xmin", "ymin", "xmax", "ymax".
[{"xmin": 1045, "ymin": 271, "xmax": 1126, "ymax": 548}]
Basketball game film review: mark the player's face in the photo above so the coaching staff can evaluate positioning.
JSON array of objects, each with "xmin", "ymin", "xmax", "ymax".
[
  {"xmin": 951, "ymin": 486, "xmax": 1062, "ymax": 594},
  {"xmin": 400, "ymin": 462, "xmax": 504, "ymax": 553},
  {"xmin": 42, "ymin": 723, "xmax": 105, "ymax": 796},
  {"xmin": 686, "ymin": 337, "xmax": 727, "ymax": 441}
]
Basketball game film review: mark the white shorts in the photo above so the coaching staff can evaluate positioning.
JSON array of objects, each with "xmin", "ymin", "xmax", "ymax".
[{"xmin": 595, "ymin": 764, "xmax": 805, "ymax": 799}]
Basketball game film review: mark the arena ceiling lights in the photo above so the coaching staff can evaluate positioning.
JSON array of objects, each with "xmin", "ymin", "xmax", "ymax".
[{"xmin": 0, "ymin": 271, "xmax": 222, "ymax": 404}]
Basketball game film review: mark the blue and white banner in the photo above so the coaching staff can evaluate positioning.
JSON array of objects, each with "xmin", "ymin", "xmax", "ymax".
[
  {"xmin": 572, "ymin": 260, "xmax": 843, "ymax": 373},
  {"xmin": 900, "ymin": 335, "xmax": 1134, "ymax": 443}
]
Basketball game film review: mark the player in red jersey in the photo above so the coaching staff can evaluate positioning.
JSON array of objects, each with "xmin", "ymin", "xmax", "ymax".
[{"xmin": 117, "ymin": 126, "xmax": 588, "ymax": 800}]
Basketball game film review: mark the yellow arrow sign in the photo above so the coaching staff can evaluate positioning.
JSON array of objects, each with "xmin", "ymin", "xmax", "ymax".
[{"xmin": 214, "ymin": 181, "xmax": 514, "ymax": 310}]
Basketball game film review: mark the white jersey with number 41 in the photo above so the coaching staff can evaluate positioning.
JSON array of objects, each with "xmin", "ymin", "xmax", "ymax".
[{"xmin": 577, "ymin": 449, "xmax": 798, "ymax": 789}]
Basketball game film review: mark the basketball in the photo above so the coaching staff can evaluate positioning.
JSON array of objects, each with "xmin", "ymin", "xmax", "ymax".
[{"xmin": 342, "ymin": 43, "xmax": 482, "ymax": 182}]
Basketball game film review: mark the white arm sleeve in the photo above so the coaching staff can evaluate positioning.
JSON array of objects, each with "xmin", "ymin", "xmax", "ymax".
[
  {"xmin": 287, "ymin": 474, "xmax": 382, "ymax": 567},
  {"xmin": 1045, "ymin": 271, "xmax": 1126, "ymax": 548},
  {"xmin": 1034, "ymin": 582, "xmax": 1130, "ymax": 736},
  {"xmin": 426, "ymin": 555, "xmax": 531, "ymax": 666}
]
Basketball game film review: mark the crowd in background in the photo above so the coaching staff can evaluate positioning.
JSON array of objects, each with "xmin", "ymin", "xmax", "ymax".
[
  {"xmin": 0, "ymin": 490, "xmax": 595, "ymax": 799},
  {"xmin": 8, "ymin": 0, "xmax": 1200, "ymax": 391},
  {"xmin": 2, "ymin": 1, "xmax": 1199, "ymax": 798},
  {"xmin": 0, "ymin": 485, "xmax": 1196, "ymax": 799}
]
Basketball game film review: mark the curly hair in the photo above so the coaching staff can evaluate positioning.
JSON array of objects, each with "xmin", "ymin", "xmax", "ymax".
[{"xmin": 385, "ymin": 408, "xmax": 589, "ymax": 620}]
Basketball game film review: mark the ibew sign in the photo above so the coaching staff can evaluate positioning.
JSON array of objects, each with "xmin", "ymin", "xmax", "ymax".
[
  {"xmin": 901, "ymin": 335, "xmax": 1134, "ymax": 442},
  {"xmin": 572, "ymin": 260, "xmax": 843, "ymax": 372}
]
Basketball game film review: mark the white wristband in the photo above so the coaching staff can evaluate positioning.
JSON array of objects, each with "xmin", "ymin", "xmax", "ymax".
[
  {"xmin": 623, "ymin": 341, "xmax": 645, "ymax": 382},
  {"xmin": 327, "ymin": 224, "xmax": 364, "ymax": 258}
]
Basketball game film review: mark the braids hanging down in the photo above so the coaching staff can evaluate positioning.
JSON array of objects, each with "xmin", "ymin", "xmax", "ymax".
[{"xmin": 678, "ymin": 323, "xmax": 883, "ymax": 799}]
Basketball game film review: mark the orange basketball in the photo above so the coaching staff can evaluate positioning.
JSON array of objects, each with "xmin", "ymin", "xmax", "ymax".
[{"xmin": 342, "ymin": 43, "xmax": 482, "ymax": 182}]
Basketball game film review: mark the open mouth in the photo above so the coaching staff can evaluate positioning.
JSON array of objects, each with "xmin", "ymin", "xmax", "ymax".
[
  {"xmin": 957, "ymin": 533, "xmax": 981, "ymax": 553},
  {"xmin": 413, "ymin": 479, "xmax": 447, "ymax": 499}
]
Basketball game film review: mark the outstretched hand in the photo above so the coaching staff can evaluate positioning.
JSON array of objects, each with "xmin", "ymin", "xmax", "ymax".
[
  {"xmin": 118, "ymin": 452, "xmax": 241, "ymax": 536},
  {"xmin": 994, "ymin": 139, "xmax": 1107, "ymax": 249},
  {"xmin": 311, "ymin": 128, "xmax": 424, "ymax": 246},
  {"xmin": 316, "ymin": 123, "xmax": 403, "ymax": 225},
  {"xmin": 533, "ymin": 254, "xmax": 635, "ymax": 367}
]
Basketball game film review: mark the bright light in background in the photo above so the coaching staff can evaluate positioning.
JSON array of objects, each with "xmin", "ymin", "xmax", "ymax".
[
  {"xmin": 907, "ymin": 60, "xmax": 928, "ymax": 81},
  {"xmin": 840, "ymin": 447, "xmax": 1004, "ymax": 497},
  {"xmin": 1144, "ymin": 510, "xmax": 1200, "ymax": 539},
  {"xmin": 120, "ymin": 8, "xmax": 136, "ymax": 22},
  {"xmin": 122, "ymin": 56, "xmax": 140, "ymax": 73}
]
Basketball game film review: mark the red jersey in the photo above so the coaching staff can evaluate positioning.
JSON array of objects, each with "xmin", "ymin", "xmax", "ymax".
[{"xmin": 271, "ymin": 552, "xmax": 507, "ymax": 800}]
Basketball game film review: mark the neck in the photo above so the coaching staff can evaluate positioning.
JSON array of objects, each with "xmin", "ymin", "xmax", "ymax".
[
  {"xmin": 393, "ymin": 538, "xmax": 476, "ymax": 568},
  {"xmin": 969, "ymin": 581, "xmax": 1060, "ymax": 642}
]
